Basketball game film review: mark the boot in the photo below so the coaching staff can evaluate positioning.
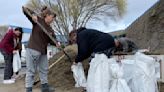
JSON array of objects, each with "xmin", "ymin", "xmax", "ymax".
[
  {"xmin": 41, "ymin": 83, "xmax": 55, "ymax": 92},
  {"xmin": 26, "ymin": 87, "xmax": 32, "ymax": 92}
]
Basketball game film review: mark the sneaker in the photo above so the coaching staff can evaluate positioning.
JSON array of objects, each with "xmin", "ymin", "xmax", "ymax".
[
  {"xmin": 41, "ymin": 83, "xmax": 55, "ymax": 92},
  {"xmin": 11, "ymin": 78, "xmax": 16, "ymax": 81},
  {"xmin": 3, "ymin": 79, "xmax": 15, "ymax": 84},
  {"xmin": 11, "ymin": 75, "xmax": 17, "ymax": 81},
  {"xmin": 12, "ymin": 74, "xmax": 19, "ymax": 79}
]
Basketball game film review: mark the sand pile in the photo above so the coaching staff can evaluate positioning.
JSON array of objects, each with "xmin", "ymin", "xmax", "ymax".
[{"xmin": 34, "ymin": 44, "xmax": 89, "ymax": 91}]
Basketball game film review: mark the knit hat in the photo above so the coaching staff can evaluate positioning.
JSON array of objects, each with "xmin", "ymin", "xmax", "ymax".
[{"xmin": 117, "ymin": 37, "xmax": 138, "ymax": 52}]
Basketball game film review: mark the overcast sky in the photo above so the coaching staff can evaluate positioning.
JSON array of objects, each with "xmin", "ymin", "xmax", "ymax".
[{"xmin": 0, "ymin": 0, "xmax": 158, "ymax": 33}]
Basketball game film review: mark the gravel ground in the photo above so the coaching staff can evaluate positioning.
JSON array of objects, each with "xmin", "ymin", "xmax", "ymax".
[
  {"xmin": 0, "ymin": 68, "xmax": 84, "ymax": 92},
  {"xmin": 0, "ymin": 67, "xmax": 163, "ymax": 92}
]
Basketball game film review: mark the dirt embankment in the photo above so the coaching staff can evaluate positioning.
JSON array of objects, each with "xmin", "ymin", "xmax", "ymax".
[{"xmin": 125, "ymin": 0, "xmax": 164, "ymax": 54}]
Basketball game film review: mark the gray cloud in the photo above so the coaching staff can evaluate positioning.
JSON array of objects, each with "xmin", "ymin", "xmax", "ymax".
[
  {"xmin": 90, "ymin": 0, "xmax": 158, "ymax": 32},
  {"xmin": 0, "ymin": 0, "xmax": 31, "ymax": 27},
  {"xmin": 122, "ymin": 0, "xmax": 159, "ymax": 27},
  {"xmin": 0, "ymin": 0, "xmax": 159, "ymax": 32}
]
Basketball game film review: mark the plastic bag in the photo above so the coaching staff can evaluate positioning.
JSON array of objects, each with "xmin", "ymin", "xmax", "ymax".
[
  {"xmin": 109, "ymin": 63, "xmax": 131, "ymax": 92},
  {"xmin": 0, "ymin": 52, "xmax": 4, "ymax": 63},
  {"xmin": 71, "ymin": 62, "xmax": 87, "ymax": 87},
  {"xmin": 87, "ymin": 54, "xmax": 114, "ymax": 92},
  {"xmin": 13, "ymin": 51, "xmax": 21, "ymax": 73},
  {"xmin": 121, "ymin": 59, "xmax": 135, "ymax": 83},
  {"xmin": 129, "ymin": 52, "xmax": 158, "ymax": 92}
]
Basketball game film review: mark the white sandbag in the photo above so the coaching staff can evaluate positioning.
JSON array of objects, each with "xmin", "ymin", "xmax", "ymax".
[
  {"xmin": 155, "ymin": 61, "xmax": 160, "ymax": 80},
  {"xmin": 13, "ymin": 51, "xmax": 21, "ymax": 73},
  {"xmin": 129, "ymin": 52, "xmax": 158, "ymax": 92},
  {"xmin": 120, "ymin": 59, "xmax": 137, "ymax": 91},
  {"xmin": 0, "ymin": 52, "xmax": 4, "ymax": 63},
  {"xmin": 87, "ymin": 54, "xmax": 114, "ymax": 92},
  {"xmin": 71, "ymin": 62, "xmax": 87, "ymax": 87},
  {"xmin": 109, "ymin": 63, "xmax": 131, "ymax": 92},
  {"xmin": 121, "ymin": 59, "xmax": 135, "ymax": 83}
]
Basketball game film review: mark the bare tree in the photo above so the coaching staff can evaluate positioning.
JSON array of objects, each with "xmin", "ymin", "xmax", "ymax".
[{"xmin": 25, "ymin": 0, "xmax": 126, "ymax": 43}]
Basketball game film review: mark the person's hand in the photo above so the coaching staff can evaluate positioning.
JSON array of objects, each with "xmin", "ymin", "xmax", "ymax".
[
  {"xmin": 136, "ymin": 47, "xmax": 150, "ymax": 53},
  {"xmin": 32, "ymin": 15, "xmax": 37, "ymax": 22},
  {"xmin": 22, "ymin": 6, "xmax": 29, "ymax": 12},
  {"xmin": 22, "ymin": 6, "xmax": 27, "ymax": 10},
  {"xmin": 71, "ymin": 62, "xmax": 78, "ymax": 71},
  {"xmin": 56, "ymin": 42, "xmax": 61, "ymax": 48},
  {"xmin": 71, "ymin": 62, "xmax": 83, "ymax": 71},
  {"xmin": 72, "ymin": 62, "xmax": 77, "ymax": 65},
  {"xmin": 13, "ymin": 50, "xmax": 18, "ymax": 54},
  {"xmin": 22, "ymin": 6, "xmax": 25, "ymax": 10}
]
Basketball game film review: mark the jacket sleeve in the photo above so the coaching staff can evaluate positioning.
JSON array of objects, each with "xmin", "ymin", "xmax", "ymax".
[
  {"xmin": 4, "ymin": 31, "xmax": 15, "ymax": 52},
  {"xmin": 75, "ymin": 34, "xmax": 90, "ymax": 63},
  {"xmin": 48, "ymin": 28, "xmax": 57, "ymax": 46},
  {"xmin": 49, "ymin": 34, "xmax": 57, "ymax": 46},
  {"xmin": 22, "ymin": 7, "xmax": 36, "ymax": 25}
]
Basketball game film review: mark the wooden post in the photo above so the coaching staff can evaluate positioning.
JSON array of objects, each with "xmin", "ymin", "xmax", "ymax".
[{"xmin": 159, "ymin": 55, "xmax": 164, "ymax": 82}]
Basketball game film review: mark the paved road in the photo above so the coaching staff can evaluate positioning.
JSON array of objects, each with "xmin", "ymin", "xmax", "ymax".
[{"xmin": 0, "ymin": 69, "xmax": 3, "ymax": 83}]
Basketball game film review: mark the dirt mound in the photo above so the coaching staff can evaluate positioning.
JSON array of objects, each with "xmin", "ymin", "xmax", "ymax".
[
  {"xmin": 126, "ymin": 0, "xmax": 164, "ymax": 54},
  {"xmin": 48, "ymin": 45, "xmax": 77, "ymax": 90},
  {"xmin": 34, "ymin": 44, "xmax": 89, "ymax": 91}
]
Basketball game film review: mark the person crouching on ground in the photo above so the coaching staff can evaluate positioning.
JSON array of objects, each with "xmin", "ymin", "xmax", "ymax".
[{"xmin": 0, "ymin": 27, "xmax": 23, "ymax": 84}]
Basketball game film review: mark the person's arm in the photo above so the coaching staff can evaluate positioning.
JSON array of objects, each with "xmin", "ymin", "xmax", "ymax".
[
  {"xmin": 47, "ymin": 29, "xmax": 61, "ymax": 48},
  {"xmin": 22, "ymin": 6, "xmax": 37, "ymax": 25},
  {"xmin": 75, "ymin": 34, "xmax": 90, "ymax": 63},
  {"xmin": 49, "ymin": 32, "xmax": 57, "ymax": 45},
  {"xmin": 4, "ymin": 32, "xmax": 15, "ymax": 52}
]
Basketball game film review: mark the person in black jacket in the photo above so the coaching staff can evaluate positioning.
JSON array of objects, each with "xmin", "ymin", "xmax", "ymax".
[
  {"xmin": 69, "ymin": 27, "xmax": 138, "ymax": 91},
  {"xmin": 69, "ymin": 27, "xmax": 138, "ymax": 64}
]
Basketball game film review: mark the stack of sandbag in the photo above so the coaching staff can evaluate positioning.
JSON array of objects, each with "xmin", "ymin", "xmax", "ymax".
[
  {"xmin": 128, "ymin": 52, "xmax": 159, "ymax": 92},
  {"xmin": 85, "ymin": 53, "xmax": 131, "ymax": 92},
  {"xmin": 119, "ymin": 52, "xmax": 159, "ymax": 92},
  {"xmin": 53, "ymin": 45, "xmax": 159, "ymax": 92},
  {"xmin": 75, "ymin": 52, "xmax": 159, "ymax": 92},
  {"xmin": 109, "ymin": 62, "xmax": 131, "ymax": 92},
  {"xmin": 71, "ymin": 62, "xmax": 87, "ymax": 88},
  {"xmin": 87, "ymin": 54, "xmax": 113, "ymax": 92}
]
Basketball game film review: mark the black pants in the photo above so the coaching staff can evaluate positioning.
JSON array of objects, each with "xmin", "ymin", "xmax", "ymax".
[{"xmin": 0, "ymin": 49, "xmax": 13, "ymax": 80}]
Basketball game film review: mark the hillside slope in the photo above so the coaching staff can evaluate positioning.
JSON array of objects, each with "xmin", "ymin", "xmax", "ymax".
[{"xmin": 126, "ymin": 0, "xmax": 164, "ymax": 54}]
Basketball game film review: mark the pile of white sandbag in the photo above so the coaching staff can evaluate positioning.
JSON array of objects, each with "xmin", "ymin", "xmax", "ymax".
[{"xmin": 72, "ymin": 52, "xmax": 159, "ymax": 92}]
